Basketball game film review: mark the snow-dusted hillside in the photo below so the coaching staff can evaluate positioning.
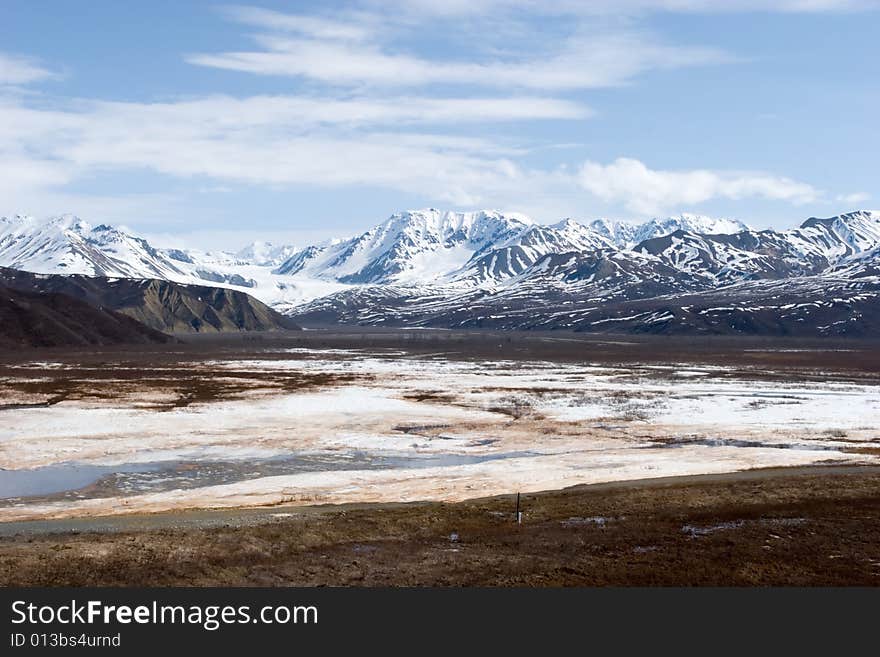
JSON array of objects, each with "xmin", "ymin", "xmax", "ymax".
[
  {"xmin": 635, "ymin": 211, "xmax": 880, "ymax": 284},
  {"xmin": 590, "ymin": 213, "xmax": 751, "ymax": 248}
]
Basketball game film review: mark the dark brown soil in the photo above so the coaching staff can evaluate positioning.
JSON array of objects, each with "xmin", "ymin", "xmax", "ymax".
[
  {"xmin": 2, "ymin": 466, "xmax": 879, "ymax": 586},
  {"xmin": 5, "ymin": 328, "xmax": 876, "ymax": 413},
  {"xmin": 2, "ymin": 329, "xmax": 879, "ymax": 390},
  {"xmin": 0, "ymin": 361, "xmax": 366, "ymax": 410}
]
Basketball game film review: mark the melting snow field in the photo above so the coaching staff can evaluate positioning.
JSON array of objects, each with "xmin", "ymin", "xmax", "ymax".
[{"xmin": 0, "ymin": 350, "xmax": 878, "ymax": 521}]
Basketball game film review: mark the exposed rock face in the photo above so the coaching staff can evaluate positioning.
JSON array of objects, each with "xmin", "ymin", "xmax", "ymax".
[
  {"xmin": 0, "ymin": 284, "xmax": 172, "ymax": 348},
  {"xmin": 0, "ymin": 268, "xmax": 301, "ymax": 334}
]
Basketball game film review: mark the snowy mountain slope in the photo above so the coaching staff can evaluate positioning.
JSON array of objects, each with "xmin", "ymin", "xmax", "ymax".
[
  {"xmin": 286, "ymin": 209, "xmax": 880, "ymax": 335},
  {"xmin": 828, "ymin": 243, "xmax": 880, "ymax": 279},
  {"xmin": 633, "ymin": 211, "xmax": 880, "ymax": 284},
  {"xmin": 630, "ymin": 214, "xmax": 752, "ymax": 246},
  {"xmin": 0, "ymin": 215, "xmax": 190, "ymax": 279},
  {"xmin": 448, "ymin": 219, "xmax": 615, "ymax": 285},
  {"xmin": 4, "ymin": 208, "xmax": 880, "ymax": 336},
  {"xmin": 0, "ymin": 209, "xmax": 758, "ymax": 297},
  {"xmin": 796, "ymin": 210, "xmax": 880, "ymax": 259},
  {"xmin": 562, "ymin": 274, "xmax": 880, "ymax": 337},
  {"xmin": 274, "ymin": 209, "xmax": 535, "ymax": 284},
  {"xmin": 634, "ymin": 229, "xmax": 828, "ymax": 283},
  {"xmin": 235, "ymin": 241, "xmax": 298, "ymax": 267},
  {"xmin": 0, "ymin": 215, "xmax": 349, "ymax": 308},
  {"xmin": 588, "ymin": 218, "xmax": 637, "ymax": 247},
  {"xmin": 292, "ymin": 247, "xmax": 714, "ymax": 329},
  {"xmin": 290, "ymin": 265, "xmax": 880, "ymax": 337},
  {"xmin": 589, "ymin": 213, "xmax": 751, "ymax": 248}
]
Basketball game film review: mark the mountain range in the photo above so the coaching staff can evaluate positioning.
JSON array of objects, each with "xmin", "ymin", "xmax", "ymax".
[{"xmin": 2, "ymin": 208, "xmax": 879, "ymax": 336}]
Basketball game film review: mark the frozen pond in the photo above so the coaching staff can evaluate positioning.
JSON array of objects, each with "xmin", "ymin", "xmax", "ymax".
[{"xmin": 0, "ymin": 450, "xmax": 536, "ymax": 502}]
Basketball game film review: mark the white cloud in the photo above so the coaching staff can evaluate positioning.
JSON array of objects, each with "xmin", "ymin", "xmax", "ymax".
[
  {"xmin": 220, "ymin": 5, "xmax": 374, "ymax": 41},
  {"xmin": 95, "ymin": 93, "xmax": 590, "ymax": 127},
  {"xmin": 1, "ymin": 5, "xmax": 857, "ymax": 226},
  {"xmin": 0, "ymin": 94, "xmax": 536, "ymax": 210},
  {"xmin": 0, "ymin": 52, "xmax": 54, "ymax": 85},
  {"xmin": 578, "ymin": 158, "xmax": 820, "ymax": 214},
  {"xmin": 836, "ymin": 192, "xmax": 871, "ymax": 205},
  {"xmin": 0, "ymin": 93, "xmax": 828, "ymax": 224},
  {"xmin": 0, "ymin": 156, "xmax": 73, "ymax": 199},
  {"xmin": 188, "ymin": 18, "xmax": 731, "ymax": 90},
  {"xmin": 186, "ymin": 2, "xmax": 876, "ymax": 92}
]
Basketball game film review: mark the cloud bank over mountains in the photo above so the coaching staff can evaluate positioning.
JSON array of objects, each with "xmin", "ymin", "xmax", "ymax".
[{"xmin": 0, "ymin": 1, "xmax": 875, "ymax": 236}]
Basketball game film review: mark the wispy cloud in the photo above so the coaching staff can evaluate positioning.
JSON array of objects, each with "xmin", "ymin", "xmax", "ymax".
[
  {"xmin": 188, "ymin": 19, "xmax": 731, "ymax": 90},
  {"xmin": 578, "ymin": 158, "xmax": 820, "ymax": 215},
  {"xmin": 0, "ymin": 94, "xmax": 532, "ymax": 208},
  {"xmin": 836, "ymin": 192, "xmax": 871, "ymax": 205},
  {"xmin": 2, "ymin": 4, "xmax": 866, "ymax": 226},
  {"xmin": 220, "ymin": 5, "xmax": 375, "ymax": 41},
  {"xmin": 0, "ymin": 90, "xmax": 824, "ymax": 220},
  {"xmin": 0, "ymin": 52, "xmax": 54, "ymax": 85}
]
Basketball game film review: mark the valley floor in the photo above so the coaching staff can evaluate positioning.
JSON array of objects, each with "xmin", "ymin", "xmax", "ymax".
[
  {"xmin": 0, "ymin": 330, "xmax": 878, "ymax": 584},
  {"xmin": 1, "ymin": 465, "xmax": 879, "ymax": 586},
  {"xmin": 0, "ymin": 331, "xmax": 879, "ymax": 522}
]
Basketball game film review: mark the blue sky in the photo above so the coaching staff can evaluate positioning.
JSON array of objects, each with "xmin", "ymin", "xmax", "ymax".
[{"xmin": 1, "ymin": 0, "xmax": 878, "ymax": 248}]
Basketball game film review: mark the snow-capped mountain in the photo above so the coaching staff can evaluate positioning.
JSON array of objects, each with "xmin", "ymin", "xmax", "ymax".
[
  {"xmin": 235, "ymin": 241, "xmax": 298, "ymax": 267},
  {"xmin": 797, "ymin": 210, "xmax": 880, "ymax": 259},
  {"xmin": 0, "ymin": 214, "xmax": 189, "ymax": 279},
  {"xmin": 0, "ymin": 214, "xmax": 277, "ymax": 295},
  {"xmin": 590, "ymin": 214, "xmax": 751, "ymax": 249},
  {"xmin": 288, "ymin": 210, "xmax": 880, "ymax": 335},
  {"xmin": 292, "ymin": 270, "xmax": 880, "ymax": 336},
  {"xmin": 274, "ymin": 209, "xmax": 535, "ymax": 284},
  {"xmin": 3, "ymin": 208, "xmax": 880, "ymax": 336},
  {"xmin": 635, "ymin": 211, "xmax": 880, "ymax": 284}
]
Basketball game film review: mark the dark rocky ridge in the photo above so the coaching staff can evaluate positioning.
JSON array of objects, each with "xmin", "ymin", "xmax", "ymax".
[
  {"xmin": 0, "ymin": 267, "xmax": 300, "ymax": 334},
  {"xmin": 0, "ymin": 285, "xmax": 172, "ymax": 348}
]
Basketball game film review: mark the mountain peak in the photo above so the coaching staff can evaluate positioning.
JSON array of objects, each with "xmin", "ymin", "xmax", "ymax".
[
  {"xmin": 585, "ymin": 214, "xmax": 749, "ymax": 249},
  {"xmin": 799, "ymin": 210, "xmax": 880, "ymax": 255},
  {"xmin": 388, "ymin": 208, "xmax": 533, "ymax": 232},
  {"xmin": 552, "ymin": 217, "xmax": 581, "ymax": 229},
  {"xmin": 46, "ymin": 214, "xmax": 93, "ymax": 233},
  {"xmin": 235, "ymin": 241, "xmax": 298, "ymax": 267},
  {"xmin": 648, "ymin": 213, "xmax": 751, "ymax": 234}
]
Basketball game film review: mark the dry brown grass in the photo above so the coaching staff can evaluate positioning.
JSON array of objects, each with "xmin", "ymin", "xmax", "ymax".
[{"xmin": 2, "ymin": 467, "xmax": 879, "ymax": 587}]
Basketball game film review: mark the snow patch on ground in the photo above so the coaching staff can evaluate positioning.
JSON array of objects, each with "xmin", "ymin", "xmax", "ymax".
[{"xmin": 0, "ymin": 353, "xmax": 877, "ymax": 521}]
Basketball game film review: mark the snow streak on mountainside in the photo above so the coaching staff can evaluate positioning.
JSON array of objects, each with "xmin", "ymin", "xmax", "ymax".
[
  {"xmin": 286, "ymin": 210, "xmax": 880, "ymax": 336},
  {"xmin": 634, "ymin": 210, "xmax": 880, "ymax": 284},
  {"xmin": 589, "ymin": 213, "xmax": 751, "ymax": 248},
  {"xmin": 292, "ymin": 274, "xmax": 880, "ymax": 337},
  {"xmin": 2, "ymin": 209, "xmax": 880, "ymax": 336}
]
